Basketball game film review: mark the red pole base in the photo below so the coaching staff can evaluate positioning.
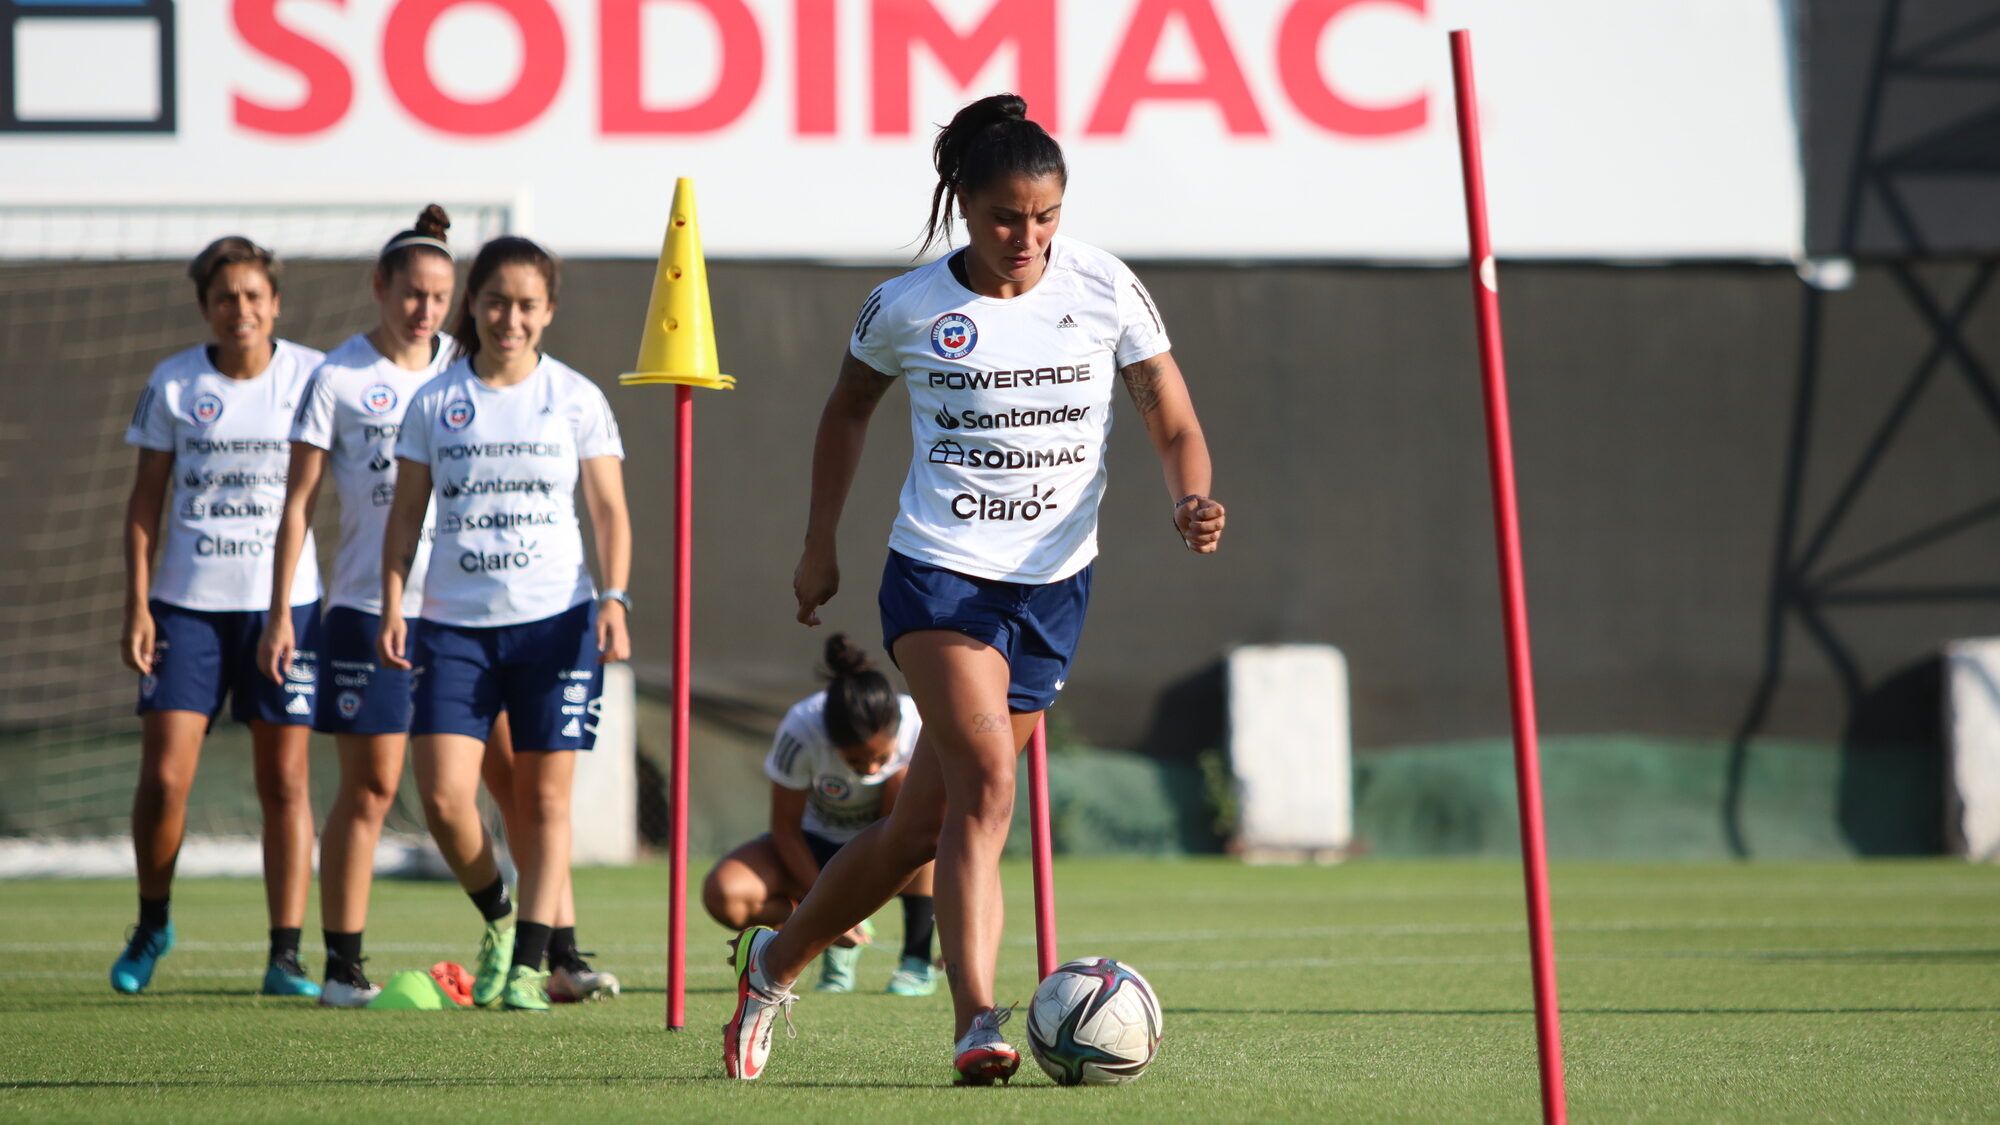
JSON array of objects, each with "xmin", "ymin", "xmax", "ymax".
[
  {"xmin": 1449, "ymin": 29, "xmax": 1566, "ymax": 1125},
  {"xmin": 666, "ymin": 384, "xmax": 693, "ymax": 1031},
  {"xmin": 1028, "ymin": 716, "xmax": 1058, "ymax": 980}
]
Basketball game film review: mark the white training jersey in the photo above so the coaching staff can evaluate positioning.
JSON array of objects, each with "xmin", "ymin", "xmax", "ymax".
[
  {"xmin": 849, "ymin": 236, "xmax": 1171, "ymax": 584},
  {"xmin": 396, "ymin": 354, "xmax": 624, "ymax": 628},
  {"xmin": 125, "ymin": 341, "xmax": 324, "ymax": 612},
  {"xmin": 765, "ymin": 691, "xmax": 922, "ymax": 843},
  {"xmin": 290, "ymin": 332, "xmax": 456, "ymax": 617}
]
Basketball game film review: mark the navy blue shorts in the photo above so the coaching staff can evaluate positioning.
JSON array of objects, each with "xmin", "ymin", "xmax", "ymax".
[
  {"xmin": 410, "ymin": 601, "xmax": 602, "ymax": 751},
  {"xmin": 878, "ymin": 550, "xmax": 1091, "ymax": 713},
  {"xmin": 317, "ymin": 607, "xmax": 417, "ymax": 736},
  {"xmin": 756, "ymin": 831, "xmax": 845, "ymax": 869},
  {"xmin": 139, "ymin": 600, "xmax": 322, "ymax": 726}
]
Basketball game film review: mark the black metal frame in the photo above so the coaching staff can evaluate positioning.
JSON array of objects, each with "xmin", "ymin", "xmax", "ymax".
[
  {"xmin": 1725, "ymin": 0, "xmax": 2000, "ymax": 854},
  {"xmin": 0, "ymin": 1, "xmax": 176, "ymax": 134}
]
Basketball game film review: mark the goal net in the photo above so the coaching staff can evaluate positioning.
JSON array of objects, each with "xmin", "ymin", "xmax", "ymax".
[{"xmin": 0, "ymin": 201, "xmax": 520, "ymax": 877}]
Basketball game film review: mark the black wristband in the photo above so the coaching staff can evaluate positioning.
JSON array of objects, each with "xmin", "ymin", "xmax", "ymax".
[{"xmin": 1175, "ymin": 494, "xmax": 1205, "ymax": 511}]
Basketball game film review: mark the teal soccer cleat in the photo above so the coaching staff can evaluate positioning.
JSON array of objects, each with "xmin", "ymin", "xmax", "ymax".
[
  {"xmin": 261, "ymin": 951, "xmax": 322, "ymax": 998},
  {"xmin": 885, "ymin": 955, "xmax": 940, "ymax": 997},
  {"xmin": 110, "ymin": 922, "xmax": 174, "ymax": 995},
  {"xmin": 815, "ymin": 918, "xmax": 873, "ymax": 993}
]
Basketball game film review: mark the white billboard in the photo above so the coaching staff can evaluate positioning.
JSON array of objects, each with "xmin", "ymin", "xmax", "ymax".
[{"xmin": 0, "ymin": 0, "xmax": 1802, "ymax": 260}]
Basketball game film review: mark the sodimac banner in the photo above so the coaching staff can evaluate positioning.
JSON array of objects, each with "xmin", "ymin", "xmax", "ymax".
[{"xmin": 1, "ymin": 0, "xmax": 1802, "ymax": 259}]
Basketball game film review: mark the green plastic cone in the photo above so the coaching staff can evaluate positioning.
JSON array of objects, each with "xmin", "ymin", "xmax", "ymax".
[{"xmin": 366, "ymin": 970, "xmax": 453, "ymax": 1010}]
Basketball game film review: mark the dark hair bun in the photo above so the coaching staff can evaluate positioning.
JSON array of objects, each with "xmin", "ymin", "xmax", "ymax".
[
  {"xmin": 820, "ymin": 634, "xmax": 899, "ymax": 748},
  {"xmin": 823, "ymin": 633, "xmax": 873, "ymax": 678},
  {"xmin": 920, "ymin": 92, "xmax": 1064, "ymax": 256},
  {"xmin": 413, "ymin": 203, "xmax": 451, "ymax": 242},
  {"xmin": 964, "ymin": 92, "xmax": 1027, "ymax": 127}
]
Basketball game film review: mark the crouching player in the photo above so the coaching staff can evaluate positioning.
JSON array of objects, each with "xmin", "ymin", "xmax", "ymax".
[{"xmin": 702, "ymin": 635, "xmax": 938, "ymax": 995}]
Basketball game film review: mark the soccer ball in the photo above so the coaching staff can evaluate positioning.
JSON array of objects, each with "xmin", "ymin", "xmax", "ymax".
[{"xmin": 1026, "ymin": 957, "xmax": 1163, "ymax": 1086}]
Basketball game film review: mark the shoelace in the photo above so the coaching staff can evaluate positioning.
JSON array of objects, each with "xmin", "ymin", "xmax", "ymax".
[
  {"xmin": 330, "ymin": 955, "xmax": 370, "ymax": 988},
  {"xmin": 760, "ymin": 978, "xmax": 801, "ymax": 1040},
  {"xmin": 120, "ymin": 925, "xmax": 166, "ymax": 960},
  {"xmin": 974, "ymin": 1002, "xmax": 1016, "ymax": 1034},
  {"xmin": 271, "ymin": 951, "xmax": 307, "ymax": 978}
]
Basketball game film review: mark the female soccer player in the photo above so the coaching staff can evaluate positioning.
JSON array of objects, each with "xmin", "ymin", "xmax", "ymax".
[
  {"xmin": 724, "ymin": 93, "xmax": 1226, "ymax": 1083},
  {"xmin": 258, "ymin": 210, "xmax": 616, "ymax": 1008},
  {"xmin": 702, "ymin": 635, "xmax": 937, "ymax": 996},
  {"xmin": 379, "ymin": 236, "xmax": 632, "ymax": 1013},
  {"xmin": 257, "ymin": 207, "xmax": 456, "ymax": 1007},
  {"xmin": 114, "ymin": 236, "xmax": 326, "ymax": 998}
]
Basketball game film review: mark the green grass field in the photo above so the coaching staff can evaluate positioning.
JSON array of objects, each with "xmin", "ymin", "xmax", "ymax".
[{"xmin": 3, "ymin": 858, "xmax": 1997, "ymax": 1122}]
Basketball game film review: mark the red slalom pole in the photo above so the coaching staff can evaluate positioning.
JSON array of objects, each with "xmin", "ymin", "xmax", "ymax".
[
  {"xmin": 1449, "ymin": 29, "xmax": 1567, "ymax": 1124},
  {"xmin": 1027, "ymin": 716, "xmax": 1058, "ymax": 979},
  {"xmin": 620, "ymin": 175, "xmax": 736, "ymax": 1031},
  {"xmin": 666, "ymin": 384, "xmax": 693, "ymax": 1031}
]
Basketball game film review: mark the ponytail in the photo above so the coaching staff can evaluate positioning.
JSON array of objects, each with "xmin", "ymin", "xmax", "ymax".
[
  {"xmin": 377, "ymin": 203, "xmax": 452, "ymax": 282},
  {"xmin": 820, "ymin": 634, "xmax": 900, "ymax": 748},
  {"xmin": 920, "ymin": 93, "xmax": 1067, "ymax": 256}
]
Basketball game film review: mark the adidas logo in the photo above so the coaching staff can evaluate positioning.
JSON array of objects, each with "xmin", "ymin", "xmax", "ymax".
[
  {"xmin": 540, "ymin": 406, "xmax": 554, "ymax": 415},
  {"xmin": 1057, "ymin": 314, "xmax": 1078, "ymax": 328},
  {"xmin": 286, "ymin": 694, "xmax": 312, "ymax": 715},
  {"xmin": 562, "ymin": 717, "xmax": 581, "ymax": 737}
]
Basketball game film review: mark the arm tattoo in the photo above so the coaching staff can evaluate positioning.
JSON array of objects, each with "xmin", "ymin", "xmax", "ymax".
[
  {"xmin": 971, "ymin": 712, "xmax": 1010, "ymax": 734},
  {"xmin": 1121, "ymin": 357, "xmax": 1164, "ymax": 417}
]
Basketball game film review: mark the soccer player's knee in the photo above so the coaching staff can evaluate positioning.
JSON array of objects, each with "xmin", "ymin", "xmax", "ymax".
[
  {"xmin": 132, "ymin": 768, "xmax": 190, "ymax": 816},
  {"xmin": 706, "ymin": 866, "xmax": 764, "ymax": 927},
  {"xmin": 350, "ymin": 775, "xmax": 397, "ymax": 821},
  {"xmin": 419, "ymin": 785, "xmax": 474, "ymax": 828},
  {"xmin": 957, "ymin": 779, "xmax": 1014, "ymax": 836},
  {"xmin": 518, "ymin": 786, "xmax": 568, "ymax": 827},
  {"xmin": 255, "ymin": 767, "xmax": 310, "ymax": 809},
  {"xmin": 136, "ymin": 762, "xmax": 192, "ymax": 805}
]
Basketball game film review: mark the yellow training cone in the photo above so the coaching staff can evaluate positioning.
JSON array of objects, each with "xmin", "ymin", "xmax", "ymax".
[{"xmin": 621, "ymin": 177, "xmax": 736, "ymax": 390}]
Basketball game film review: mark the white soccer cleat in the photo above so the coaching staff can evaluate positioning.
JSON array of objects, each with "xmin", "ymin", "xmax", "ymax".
[
  {"xmin": 548, "ymin": 963, "xmax": 621, "ymax": 1003},
  {"xmin": 953, "ymin": 1004, "xmax": 1022, "ymax": 1086},
  {"xmin": 317, "ymin": 976, "xmax": 381, "ymax": 1009},
  {"xmin": 722, "ymin": 927, "xmax": 798, "ymax": 1080}
]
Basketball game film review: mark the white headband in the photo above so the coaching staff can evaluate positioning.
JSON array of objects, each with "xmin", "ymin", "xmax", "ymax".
[{"xmin": 383, "ymin": 235, "xmax": 451, "ymax": 258}]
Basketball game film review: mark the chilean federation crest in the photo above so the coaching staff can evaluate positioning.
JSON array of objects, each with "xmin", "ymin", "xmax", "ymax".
[
  {"xmin": 930, "ymin": 313, "xmax": 978, "ymax": 360},
  {"xmin": 189, "ymin": 392, "xmax": 225, "ymax": 426},
  {"xmin": 443, "ymin": 398, "xmax": 476, "ymax": 432},
  {"xmin": 361, "ymin": 383, "xmax": 399, "ymax": 415}
]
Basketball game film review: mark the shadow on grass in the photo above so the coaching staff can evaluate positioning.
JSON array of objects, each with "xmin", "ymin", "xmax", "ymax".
[
  {"xmin": 1169, "ymin": 1006, "xmax": 2000, "ymax": 1017},
  {"xmin": 3, "ymin": 1076, "xmax": 1032, "ymax": 1092},
  {"xmin": 1732, "ymin": 948, "xmax": 2000, "ymax": 964},
  {"xmin": 0, "ymin": 985, "xmax": 736, "ymax": 1009}
]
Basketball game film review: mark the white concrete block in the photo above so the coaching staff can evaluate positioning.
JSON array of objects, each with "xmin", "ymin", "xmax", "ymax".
[{"xmin": 1227, "ymin": 644, "xmax": 1352, "ymax": 858}]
